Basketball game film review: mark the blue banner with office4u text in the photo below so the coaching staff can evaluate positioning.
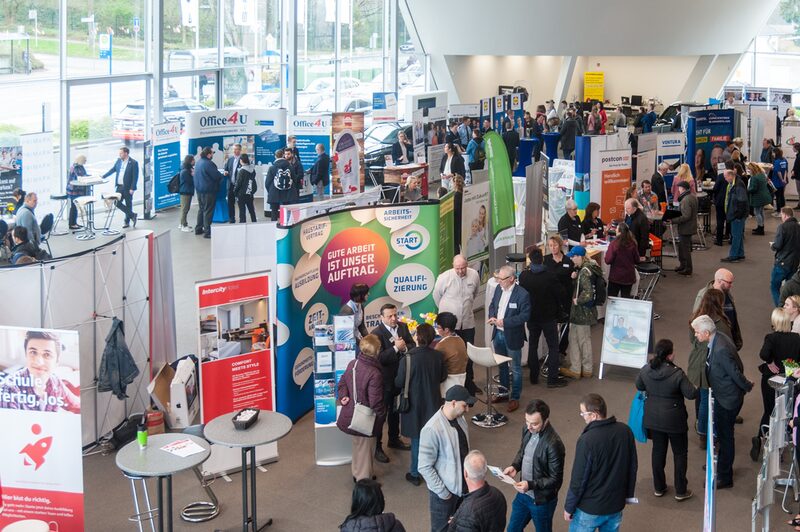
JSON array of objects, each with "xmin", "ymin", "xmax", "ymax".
[
  {"xmin": 152, "ymin": 122, "xmax": 181, "ymax": 211},
  {"xmin": 689, "ymin": 109, "xmax": 734, "ymax": 177},
  {"xmin": 291, "ymin": 115, "xmax": 332, "ymax": 200}
]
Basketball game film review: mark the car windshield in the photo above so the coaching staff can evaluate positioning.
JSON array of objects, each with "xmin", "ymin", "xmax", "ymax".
[
  {"xmin": 119, "ymin": 105, "xmax": 144, "ymax": 117},
  {"xmin": 367, "ymin": 124, "xmax": 401, "ymax": 144}
]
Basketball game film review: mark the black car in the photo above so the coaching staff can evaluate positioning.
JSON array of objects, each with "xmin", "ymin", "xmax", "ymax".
[{"xmin": 364, "ymin": 122, "xmax": 413, "ymax": 185}]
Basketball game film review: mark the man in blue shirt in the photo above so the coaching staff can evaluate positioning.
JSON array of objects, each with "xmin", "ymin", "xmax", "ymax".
[{"xmin": 641, "ymin": 104, "xmax": 657, "ymax": 133}]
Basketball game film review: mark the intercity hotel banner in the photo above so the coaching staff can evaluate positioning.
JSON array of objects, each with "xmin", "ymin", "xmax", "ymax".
[
  {"xmin": 196, "ymin": 273, "xmax": 274, "ymax": 423},
  {"xmin": 0, "ymin": 326, "xmax": 84, "ymax": 531},
  {"xmin": 186, "ymin": 108, "xmax": 287, "ymax": 220},
  {"xmin": 276, "ymin": 203, "xmax": 441, "ymax": 421}
]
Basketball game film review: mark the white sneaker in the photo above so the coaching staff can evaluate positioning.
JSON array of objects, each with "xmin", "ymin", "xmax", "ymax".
[
  {"xmin": 178, "ymin": 224, "xmax": 184, "ymax": 230},
  {"xmin": 181, "ymin": 226, "xmax": 193, "ymax": 232}
]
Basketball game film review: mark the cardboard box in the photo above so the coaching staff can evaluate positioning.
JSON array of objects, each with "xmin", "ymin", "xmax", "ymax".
[{"xmin": 147, "ymin": 360, "xmax": 199, "ymax": 429}]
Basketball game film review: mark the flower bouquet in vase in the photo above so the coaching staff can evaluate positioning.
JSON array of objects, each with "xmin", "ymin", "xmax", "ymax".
[{"xmin": 785, "ymin": 358, "xmax": 800, "ymax": 378}]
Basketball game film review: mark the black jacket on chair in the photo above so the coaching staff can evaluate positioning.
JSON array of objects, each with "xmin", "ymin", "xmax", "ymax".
[
  {"xmin": 371, "ymin": 322, "xmax": 416, "ymax": 394},
  {"xmin": 509, "ymin": 422, "xmax": 566, "ymax": 505},
  {"xmin": 635, "ymin": 361, "xmax": 696, "ymax": 434}
]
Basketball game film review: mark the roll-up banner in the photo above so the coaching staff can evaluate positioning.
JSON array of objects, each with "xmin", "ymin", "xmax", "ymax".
[
  {"xmin": 689, "ymin": 109, "xmax": 734, "ymax": 177},
  {"xmin": 493, "ymin": 95, "xmax": 506, "ymax": 132},
  {"xmin": 0, "ymin": 326, "xmax": 84, "ymax": 531},
  {"xmin": 594, "ymin": 149, "xmax": 632, "ymax": 221},
  {"xmin": 372, "ymin": 92, "xmax": 398, "ymax": 123},
  {"xmin": 655, "ymin": 132, "xmax": 684, "ymax": 194},
  {"xmin": 439, "ymin": 191, "xmax": 455, "ymax": 270},
  {"xmin": 483, "ymin": 131, "xmax": 516, "ymax": 249},
  {"xmin": 331, "ymin": 112, "xmax": 365, "ymax": 194},
  {"xmin": 479, "ymin": 98, "xmax": 492, "ymax": 132},
  {"xmin": 276, "ymin": 203, "xmax": 441, "ymax": 421},
  {"xmin": 0, "ymin": 141, "xmax": 22, "ymax": 208},
  {"xmin": 196, "ymin": 272, "xmax": 274, "ymax": 423},
  {"xmin": 152, "ymin": 122, "xmax": 181, "ymax": 211},
  {"xmin": 291, "ymin": 115, "xmax": 332, "ymax": 199},
  {"xmin": 185, "ymin": 108, "xmax": 286, "ymax": 215},
  {"xmin": 461, "ymin": 181, "xmax": 491, "ymax": 300},
  {"xmin": 20, "ymin": 132, "xmax": 56, "ymax": 218},
  {"xmin": 412, "ymin": 109, "xmax": 426, "ymax": 162},
  {"xmin": 783, "ymin": 125, "xmax": 800, "ymax": 198},
  {"xmin": 749, "ymin": 107, "xmax": 778, "ymax": 163}
]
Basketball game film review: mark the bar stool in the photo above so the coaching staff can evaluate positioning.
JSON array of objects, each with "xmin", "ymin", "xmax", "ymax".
[
  {"xmin": 49, "ymin": 193, "xmax": 70, "ymax": 235},
  {"xmin": 180, "ymin": 424, "xmax": 220, "ymax": 523},
  {"xmin": 123, "ymin": 472, "xmax": 158, "ymax": 532},
  {"xmin": 506, "ymin": 253, "xmax": 527, "ymax": 276},
  {"xmin": 73, "ymin": 196, "xmax": 97, "ymax": 241},
  {"xmin": 467, "ymin": 342, "xmax": 512, "ymax": 428},
  {"xmin": 100, "ymin": 192, "xmax": 122, "ymax": 236}
]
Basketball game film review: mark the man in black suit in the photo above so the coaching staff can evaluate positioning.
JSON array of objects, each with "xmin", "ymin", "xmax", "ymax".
[
  {"xmin": 102, "ymin": 146, "xmax": 139, "ymax": 228},
  {"xmin": 223, "ymin": 143, "xmax": 242, "ymax": 223},
  {"xmin": 650, "ymin": 162, "xmax": 669, "ymax": 206},
  {"xmin": 371, "ymin": 303, "xmax": 416, "ymax": 463},
  {"xmin": 691, "ymin": 314, "xmax": 753, "ymax": 489},
  {"xmin": 502, "ymin": 121, "xmax": 520, "ymax": 171},
  {"xmin": 309, "ymin": 143, "xmax": 330, "ymax": 199}
]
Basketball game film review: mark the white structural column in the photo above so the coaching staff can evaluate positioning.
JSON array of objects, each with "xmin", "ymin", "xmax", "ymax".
[
  {"xmin": 676, "ymin": 55, "xmax": 718, "ymax": 103},
  {"xmin": 553, "ymin": 55, "xmax": 577, "ymax": 103}
]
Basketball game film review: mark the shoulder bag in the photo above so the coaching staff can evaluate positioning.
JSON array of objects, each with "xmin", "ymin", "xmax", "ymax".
[
  {"xmin": 628, "ymin": 390, "xmax": 648, "ymax": 443},
  {"xmin": 394, "ymin": 354, "xmax": 412, "ymax": 414},
  {"xmin": 347, "ymin": 360, "xmax": 377, "ymax": 436}
]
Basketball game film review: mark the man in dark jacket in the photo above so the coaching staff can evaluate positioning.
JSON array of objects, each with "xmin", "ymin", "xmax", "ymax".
[
  {"xmin": 771, "ymin": 207, "xmax": 800, "ymax": 306},
  {"xmin": 721, "ymin": 169, "xmax": 749, "ymax": 263},
  {"xmin": 102, "ymin": 146, "xmax": 139, "ymax": 228},
  {"xmin": 371, "ymin": 303, "xmax": 416, "ymax": 463},
  {"xmin": 564, "ymin": 393, "xmax": 637, "ymax": 529},
  {"xmin": 504, "ymin": 400, "xmax": 565, "ymax": 532},
  {"xmin": 518, "ymin": 248, "xmax": 567, "ymax": 387},
  {"xmin": 446, "ymin": 450, "xmax": 506, "ymax": 532},
  {"xmin": 624, "ymin": 198, "xmax": 650, "ymax": 259},
  {"xmin": 781, "ymin": 268, "xmax": 800, "ymax": 306},
  {"xmin": 668, "ymin": 181, "xmax": 699, "ymax": 275},
  {"xmin": 559, "ymin": 110, "xmax": 578, "ymax": 159},
  {"xmin": 193, "ymin": 147, "xmax": 224, "ymax": 238},
  {"xmin": 502, "ymin": 121, "xmax": 520, "ymax": 170},
  {"xmin": 691, "ymin": 315, "xmax": 753, "ymax": 489},
  {"xmin": 265, "ymin": 149, "xmax": 299, "ymax": 222},
  {"xmin": 392, "ymin": 131, "xmax": 413, "ymax": 165},
  {"xmin": 309, "ymin": 143, "xmax": 330, "ymax": 199},
  {"xmin": 488, "ymin": 266, "xmax": 531, "ymax": 413},
  {"xmin": 712, "ymin": 162, "xmax": 731, "ymax": 245},
  {"xmin": 223, "ymin": 143, "xmax": 242, "ymax": 223},
  {"xmin": 650, "ymin": 162, "xmax": 669, "ymax": 205}
]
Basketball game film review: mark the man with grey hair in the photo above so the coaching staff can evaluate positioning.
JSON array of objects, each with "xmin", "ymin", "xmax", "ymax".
[
  {"xmin": 558, "ymin": 199, "xmax": 583, "ymax": 244},
  {"xmin": 488, "ymin": 266, "xmax": 530, "ymax": 413},
  {"xmin": 433, "ymin": 254, "xmax": 481, "ymax": 393},
  {"xmin": 624, "ymin": 198, "xmax": 650, "ymax": 259},
  {"xmin": 691, "ymin": 314, "xmax": 753, "ymax": 489},
  {"xmin": 650, "ymin": 161, "xmax": 669, "ymax": 205},
  {"xmin": 721, "ymin": 169, "xmax": 748, "ymax": 263},
  {"xmin": 445, "ymin": 450, "xmax": 507, "ymax": 531}
]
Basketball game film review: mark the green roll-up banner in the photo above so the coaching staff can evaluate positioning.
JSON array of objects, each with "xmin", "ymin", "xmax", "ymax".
[{"xmin": 484, "ymin": 131, "xmax": 516, "ymax": 248}]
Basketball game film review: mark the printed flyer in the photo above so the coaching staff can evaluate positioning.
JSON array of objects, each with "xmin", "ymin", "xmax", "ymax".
[
  {"xmin": 196, "ymin": 272, "xmax": 274, "ymax": 423},
  {"xmin": 0, "ymin": 326, "xmax": 84, "ymax": 531}
]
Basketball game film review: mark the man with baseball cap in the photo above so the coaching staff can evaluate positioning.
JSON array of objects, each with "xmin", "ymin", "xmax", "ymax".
[
  {"xmin": 561, "ymin": 246, "xmax": 603, "ymax": 380},
  {"xmin": 418, "ymin": 385, "xmax": 476, "ymax": 532}
]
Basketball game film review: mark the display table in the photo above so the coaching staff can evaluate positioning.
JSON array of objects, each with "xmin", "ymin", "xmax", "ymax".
[
  {"xmin": 204, "ymin": 411, "xmax": 292, "ymax": 532},
  {"xmin": 74, "ymin": 176, "xmax": 110, "ymax": 236},
  {"xmin": 115, "ymin": 433, "xmax": 211, "ymax": 532}
]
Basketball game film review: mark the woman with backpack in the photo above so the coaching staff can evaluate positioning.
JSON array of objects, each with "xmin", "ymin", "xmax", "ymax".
[
  {"xmin": 178, "ymin": 155, "xmax": 195, "ymax": 232},
  {"xmin": 233, "ymin": 153, "xmax": 258, "ymax": 223},
  {"xmin": 466, "ymin": 129, "xmax": 485, "ymax": 171},
  {"xmin": 604, "ymin": 222, "xmax": 641, "ymax": 298}
]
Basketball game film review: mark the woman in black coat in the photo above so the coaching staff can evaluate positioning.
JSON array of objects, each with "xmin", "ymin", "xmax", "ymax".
[
  {"xmin": 394, "ymin": 324, "xmax": 446, "ymax": 486},
  {"xmin": 751, "ymin": 307, "xmax": 800, "ymax": 461},
  {"xmin": 439, "ymin": 142, "xmax": 465, "ymax": 182},
  {"xmin": 635, "ymin": 339, "xmax": 697, "ymax": 501}
]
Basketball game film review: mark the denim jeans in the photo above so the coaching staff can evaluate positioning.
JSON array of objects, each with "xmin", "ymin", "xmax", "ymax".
[
  {"xmin": 771, "ymin": 264, "xmax": 792, "ymax": 307},
  {"xmin": 728, "ymin": 218, "xmax": 745, "ymax": 259},
  {"xmin": 428, "ymin": 490, "xmax": 461, "ymax": 532},
  {"xmin": 410, "ymin": 437, "xmax": 420, "ymax": 476},
  {"xmin": 569, "ymin": 509, "xmax": 623, "ymax": 532},
  {"xmin": 507, "ymin": 493, "xmax": 557, "ymax": 532},
  {"xmin": 754, "ymin": 205, "xmax": 765, "ymax": 227},
  {"xmin": 494, "ymin": 330, "xmax": 522, "ymax": 401}
]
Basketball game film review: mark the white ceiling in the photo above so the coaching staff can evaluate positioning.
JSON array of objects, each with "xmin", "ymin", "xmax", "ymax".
[{"xmin": 405, "ymin": 0, "xmax": 779, "ymax": 56}]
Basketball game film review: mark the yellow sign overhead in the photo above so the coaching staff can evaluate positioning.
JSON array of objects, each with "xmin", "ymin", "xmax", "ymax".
[{"xmin": 584, "ymin": 71, "xmax": 604, "ymax": 102}]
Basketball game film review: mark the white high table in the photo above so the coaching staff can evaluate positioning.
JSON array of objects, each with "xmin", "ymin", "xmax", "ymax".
[{"xmin": 204, "ymin": 411, "xmax": 292, "ymax": 532}]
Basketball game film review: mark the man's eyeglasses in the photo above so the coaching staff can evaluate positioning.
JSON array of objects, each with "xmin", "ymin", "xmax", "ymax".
[
  {"xmin": 579, "ymin": 411, "xmax": 593, "ymax": 418},
  {"xmin": 497, "ymin": 276, "xmax": 512, "ymax": 281}
]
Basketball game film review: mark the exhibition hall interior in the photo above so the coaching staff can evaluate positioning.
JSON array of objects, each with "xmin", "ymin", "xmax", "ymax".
[{"xmin": 4, "ymin": 0, "xmax": 800, "ymax": 530}]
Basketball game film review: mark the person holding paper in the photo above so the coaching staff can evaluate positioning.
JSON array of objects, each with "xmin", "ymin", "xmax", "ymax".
[
  {"xmin": 563, "ymin": 394, "xmax": 637, "ymax": 531},
  {"xmin": 504, "ymin": 399, "xmax": 565, "ymax": 532}
]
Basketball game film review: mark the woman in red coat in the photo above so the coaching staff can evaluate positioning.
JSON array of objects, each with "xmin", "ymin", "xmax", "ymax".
[
  {"xmin": 604, "ymin": 222, "xmax": 641, "ymax": 298},
  {"xmin": 337, "ymin": 334, "xmax": 386, "ymax": 482}
]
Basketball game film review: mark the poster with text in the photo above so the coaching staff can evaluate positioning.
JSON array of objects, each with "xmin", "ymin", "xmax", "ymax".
[
  {"xmin": 0, "ymin": 326, "xmax": 84, "ymax": 531},
  {"xmin": 291, "ymin": 115, "xmax": 332, "ymax": 199},
  {"xmin": 584, "ymin": 72, "xmax": 604, "ymax": 102},
  {"xmin": 0, "ymin": 142, "xmax": 22, "ymax": 210},
  {"xmin": 492, "ymin": 95, "xmax": 506, "ymax": 132},
  {"xmin": 689, "ymin": 109, "xmax": 734, "ymax": 179},
  {"xmin": 479, "ymin": 98, "xmax": 492, "ymax": 132},
  {"xmin": 186, "ymin": 108, "xmax": 286, "ymax": 216},
  {"xmin": 20, "ymin": 132, "xmax": 56, "ymax": 219},
  {"xmin": 656, "ymin": 132, "xmax": 684, "ymax": 195},
  {"xmin": 196, "ymin": 272, "xmax": 274, "ymax": 423},
  {"xmin": 596, "ymin": 149, "xmax": 632, "ymax": 222},
  {"xmin": 152, "ymin": 122, "xmax": 181, "ymax": 211},
  {"xmin": 372, "ymin": 92, "xmax": 398, "ymax": 123},
  {"xmin": 276, "ymin": 203, "xmax": 441, "ymax": 420},
  {"xmin": 461, "ymin": 181, "xmax": 490, "ymax": 284},
  {"xmin": 424, "ymin": 106, "xmax": 447, "ymax": 148},
  {"xmin": 783, "ymin": 125, "xmax": 800, "ymax": 198},
  {"xmin": 331, "ymin": 112, "xmax": 365, "ymax": 194},
  {"xmin": 600, "ymin": 297, "xmax": 651, "ymax": 371}
]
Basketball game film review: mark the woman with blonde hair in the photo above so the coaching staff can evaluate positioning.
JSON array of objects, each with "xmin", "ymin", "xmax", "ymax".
[
  {"xmin": 67, "ymin": 154, "xmax": 89, "ymax": 229},
  {"xmin": 784, "ymin": 295, "xmax": 800, "ymax": 334},
  {"xmin": 670, "ymin": 163, "xmax": 697, "ymax": 200},
  {"xmin": 751, "ymin": 308, "xmax": 800, "ymax": 461},
  {"xmin": 337, "ymin": 334, "xmax": 386, "ymax": 482}
]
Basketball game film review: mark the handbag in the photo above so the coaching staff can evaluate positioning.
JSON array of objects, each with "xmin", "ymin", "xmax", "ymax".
[
  {"xmin": 628, "ymin": 390, "xmax": 648, "ymax": 443},
  {"xmin": 347, "ymin": 360, "xmax": 377, "ymax": 436},
  {"xmin": 394, "ymin": 354, "xmax": 411, "ymax": 414}
]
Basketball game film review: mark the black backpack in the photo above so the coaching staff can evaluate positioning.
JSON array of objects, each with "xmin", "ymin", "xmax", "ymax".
[
  {"xmin": 591, "ymin": 270, "xmax": 607, "ymax": 307},
  {"xmin": 167, "ymin": 172, "xmax": 180, "ymax": 194},
  {"xmin": 475, "ymin": 142, "xmax": 486, "ymax": 162},
  {"xmin": 275, "ymin": 168, "xmax": 293, "ymax": 191}
]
